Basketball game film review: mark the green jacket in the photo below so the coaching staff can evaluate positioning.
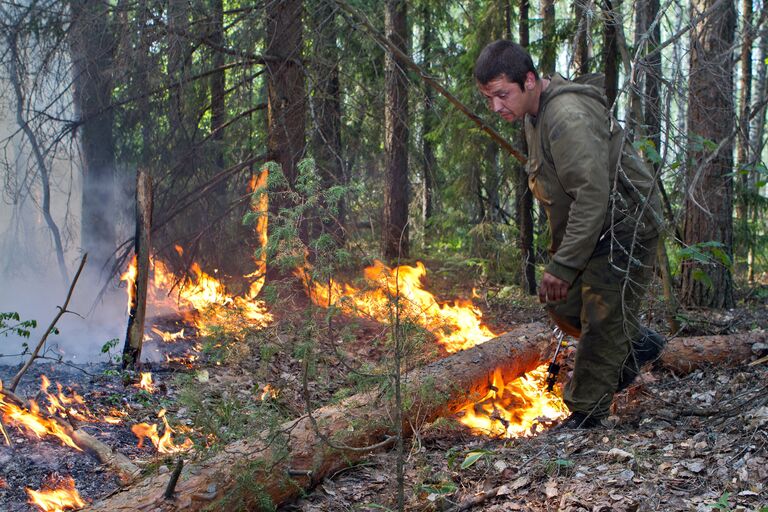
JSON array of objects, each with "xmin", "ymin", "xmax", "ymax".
[{"xmin": 524, "ymin": 74, "xmax": 662, "ymax": 284}]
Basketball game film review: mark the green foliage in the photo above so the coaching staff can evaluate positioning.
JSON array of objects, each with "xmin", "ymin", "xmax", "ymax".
[
  {"xmin": 460, "ymin": 449, "xmax": 494, "ymax": 470},
  {"xmin": 708, "ymin": 491, "xmax": 731, "ymax": 510},
  {"xmin": 0, "ymin": 312, "xmax": 37, "ymax": 338}
]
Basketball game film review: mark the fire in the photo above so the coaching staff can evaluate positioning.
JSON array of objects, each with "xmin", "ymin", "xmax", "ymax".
[
  {"xmin": 260, "ymin": 384, "xmax": 278, "ymax": 400},
  {"xmin": 457, "ymin": 364, "xmax": 568, "ymax": 437},
  {"xmin": 137, "ymin": 372, "xmax": 154, "ymax": 393},
  {"xmin": 151, "ymin": 326, "xmax": 185, "ymax": 342},
  {"xmin": 0, "ymin": 380, "xmax": 81, "ymax": 451},
  {"xmin": 244, "ymin": 168, "xmax": 269, "ymax": 299},
  {"xmin": 120, "ymin": 256, "xmax": 138, "ymax": 313},
  {"xmin": 26, "ymin": 476, "xmax": 85, "ymax": 512},
  {"xmin": 39, "ymin": 376, "xmax": 101, "ymax": 423},
  {"xmin": 131, "ymin": 409, "xmax": 193, "ymax": 454},
  {"xmin": 297, "ymin": 260, "xmax": 496, "ymax": 352}
]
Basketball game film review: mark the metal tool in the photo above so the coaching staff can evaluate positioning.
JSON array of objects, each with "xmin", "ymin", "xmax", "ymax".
[{"xmin": 545, "ymin": 327, "xmax": 568, "ymax": 392}]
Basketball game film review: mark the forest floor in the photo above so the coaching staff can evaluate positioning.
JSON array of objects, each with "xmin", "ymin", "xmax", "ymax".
[{"xmin": 1, "ymin": 264, "xmax": 767, "ymax": 512}]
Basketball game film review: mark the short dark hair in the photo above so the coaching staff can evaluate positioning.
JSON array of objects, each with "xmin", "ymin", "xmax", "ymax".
[{"xmin": 474, "ymin": 40, "xmax": 538, "ymax": 89}]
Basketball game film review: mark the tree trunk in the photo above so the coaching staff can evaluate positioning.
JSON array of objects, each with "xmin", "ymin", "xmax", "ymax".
[
  {"xmin": 88, "ymin": 322, "xmax": 553, "ymax": 511},
  {"xmin": 735, "ymin": 0, "xmax": 754, "ymax": 272},
  {"xmin": 518, "ymin": 0, "xmax": 536, "ymax": 295},
  {"xmin": 681, "ymin": 0, "xmax": 736, "ymax": 309},
  {"xmin": 70, "ymin": 0, "xmax": 118, "ymax": 272},
  {"xmin": 382, "ymin": 0, "xmax": 410, "ymax": 260},
  {"xmin": 122, "ymin": 172, "xmax": 153, "ymax": 369},
  {"xmin": 310, "ymin": 0, "xmax": 345, "ymax": 245},
  {"xmin": 266, "ymin": 0, "xmax": 306, "ymax": 207},
  {"xmin": 421, "ymin": 3, "xmax": 435, "ymax": 239},
  {"xmin": 210, "ymin": 0, "xmax": 226, "ymax": 173},
  {"xmin": 659, "ymin": 330, "xmax": 767, "ymax": 374},
  {"xmin": 541, "ymin": 0, "xmax": 557, "ymax": 77},
  {"xmin": 602, "ymin": 0, "xmax": 620, "ymax": 108},
  {"xmin": 572, "ymin": 0, "xmax": 592, "ymax": 75}
]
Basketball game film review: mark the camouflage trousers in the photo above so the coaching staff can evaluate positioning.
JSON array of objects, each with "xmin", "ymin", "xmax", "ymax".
[{"xmin": 547, "ymin": 236, "xmax": 659, "ymax": 419}]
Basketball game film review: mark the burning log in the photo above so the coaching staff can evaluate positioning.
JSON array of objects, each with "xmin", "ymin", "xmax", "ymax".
[
  {"xmin": 86, "ymin": 326, "xmax": 766, "ymax": 511},
  {"xmin": 87, "ymin": 322, "xmax": 553, "ymax": 511},
  {"xmin": 123, "ymin": 171, "xmax": 153, "ymax": 369}
]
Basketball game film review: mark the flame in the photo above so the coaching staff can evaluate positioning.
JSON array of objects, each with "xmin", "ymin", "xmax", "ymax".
[
  {"xmin": 0, "ymin": 381, "xmax": 81, "ymax": 451},
  {"xmin": 297, "ymin": 260, "xmax": 496, "ymax": 352},
  {"xmin": 151, "ymin": 326, "xmax": 185, "ymax": 342},
  {"xmin": 131, "ymin": 409, "xmax": 193, "ymax": 454},
  {"xmin": 26, "ymin": 476, "xmax": 85, "ymax": 512},
  {"xmin": 457, "ymin": 364, "xmax": 568, "ymax": 437},
  {"xmin": 39, "ymin": 376, "xmax": 101, "ymax": 423},
  {"xmin": 260, "ymin": 384, "xmax": 278, "ymax": 400},
  {"xmin": 120, "ymin": 256, "xmax": 138, "ymax": 314},
  {"xmin": 138, "ymin": 372, "xmax": 154, "ymax": 393},
  {"xmin": 244, "ymin": 168, "xmax": 269, "ymax": 299}
]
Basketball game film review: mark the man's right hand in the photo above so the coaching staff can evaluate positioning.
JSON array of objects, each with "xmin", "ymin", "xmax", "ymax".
[{"xmin": 539, "ymin": 272, "xmax": 570, "ymax": 303}]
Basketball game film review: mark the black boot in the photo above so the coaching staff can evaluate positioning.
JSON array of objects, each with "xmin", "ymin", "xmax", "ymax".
[
  {"xmin": 553, "ymin": 411, "xmax": 602, "ymax": 430},
  {"xmin": 617, "ymin": 327, "xmax": 667, "ymax": 391}
]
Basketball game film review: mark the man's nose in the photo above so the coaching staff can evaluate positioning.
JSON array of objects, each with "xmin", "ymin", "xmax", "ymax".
[{"xmin": 491, "ymin": 97, "xmax": 503, "ymax": 112}]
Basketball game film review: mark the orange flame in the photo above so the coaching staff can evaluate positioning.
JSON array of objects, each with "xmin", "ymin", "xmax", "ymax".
[
  {"xmin": 137, "ymin": 372, "xmax": 154, "ymax": 393},
  {"xmin": 457, "ymin": 364, "xmax": 568, "ymax": 437},
  {"xmin": 39, "ymin": 376, "xmax": 101, "ymax": 423},
  {"xmin": 151, "ymin": 326, "xmax": 185, "ymax": 342},
  {"xmin": 245, "ymin": 168, "xmax": 269, "ymax": 299},
  {"xmin": 26, "ymin": 476, "xmax": 85, "ymax": 512},
  {"xmin": 0, "ymin": 381, "xmax": 81, "ymax": 451},
  {"xmin": 131, "ymin": 409, "xmax": 193, "ymax": 454},
  {"xmin": 120, "ymin": 255, "xmax": 138, "ymax": 314},
  {"xmin": 260, "ymin": 384, "xmax": 278, "ymax": 400},
  {"xmin": 297, "ymin": 260, "xmax": 496, "ymax": 352}
]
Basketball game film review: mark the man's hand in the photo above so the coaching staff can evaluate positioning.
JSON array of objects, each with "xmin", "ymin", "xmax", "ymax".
[{"xmin": 539, "ymin": 272, "xmax": 570, "ymax": 303}]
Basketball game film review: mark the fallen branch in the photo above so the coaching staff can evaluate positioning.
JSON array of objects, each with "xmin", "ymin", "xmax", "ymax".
[
  {"xmin": 8, "ymin": 254, "xmax": 88, "ymax": 393},
  {"xmin": 87, "ymin": 322, "xmax": 553, "ymax": 511},
  {"xmin": 86, "ymin": 326, "xmax": 765, "ymax": 510},
  {"xmin": 0, "ymin": 382, "xmax": 141, "ymax": 483}
]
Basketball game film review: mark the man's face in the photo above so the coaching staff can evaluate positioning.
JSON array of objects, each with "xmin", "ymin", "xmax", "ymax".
[{"xmin": 477, "ymin": 73, "xmax": 535, "ymax": 123}]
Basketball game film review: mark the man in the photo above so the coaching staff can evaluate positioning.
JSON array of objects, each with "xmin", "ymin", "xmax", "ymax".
[{"xmin": 475, "ymin": 40, "xmax": 667, "ymax": 429}]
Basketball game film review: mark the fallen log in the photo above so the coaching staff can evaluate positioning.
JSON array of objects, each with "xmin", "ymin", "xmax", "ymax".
[
  {"xmin": 659, "ymin": 330, "xmax": 767, "ymax": 374},
  {"xmin": 87, "ymin": 322, "xmax": 553, "ymax": 511},
  {"xmin": 86, "ymin": 326, "xmax": 766, "ymax": 511}
]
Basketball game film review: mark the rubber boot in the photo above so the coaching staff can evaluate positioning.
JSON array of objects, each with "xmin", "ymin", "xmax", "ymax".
[{"xmin": 617, "ymin": 327, "xmax": 667, "ymax": 391}]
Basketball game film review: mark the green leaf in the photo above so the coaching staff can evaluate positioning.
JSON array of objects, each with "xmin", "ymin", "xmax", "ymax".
[
  {"xmin": 691, "ymin": 268, "xmax": 713, "ymax": 289},
  {"xmin": 555, "ymin": 458, "xmax": 574, "ymax": 467},
  {"xmin": 460, "ymin": 450, "xmax": 492, "ymax": 469},
  {"xmin": 419, "ymin": 482, "xmax": 457, "ymax": 495}
]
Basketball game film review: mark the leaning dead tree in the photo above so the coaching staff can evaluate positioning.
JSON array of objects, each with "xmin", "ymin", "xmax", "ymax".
[{"xmin": 87, "ymin": 323, "xmax": 766, "ymax": 511}]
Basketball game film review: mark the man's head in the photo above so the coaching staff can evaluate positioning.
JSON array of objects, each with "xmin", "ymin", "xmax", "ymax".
[{"xmin": 475, "ymin": 40, "xmax": 540, "ymax": 123}]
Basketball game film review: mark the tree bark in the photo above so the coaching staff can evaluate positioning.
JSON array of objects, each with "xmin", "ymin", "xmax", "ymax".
[
  {"xmin": 266, "ymin": 0, "xmax": 306, "ymax": 203},
  {"xmin": 681, "ymin": 0, "xmax": 736, "ymax": 308},
  {"xmin": 659, "ymin": 330, "xmax": 767, "ymax": 374},
  {"xmin": 420, "ymin": 3, "xmax": 435, "ymax": 236},
  {"xmin": 382, "ymin": 0, "xmax": 410, "ymax": 260},
  {"xmin": 310, "ymin": 0, "xmax": 345, "ymax": 245},
  {"xmin": 572, "ymin": 0, "xmax": 592, "ymax": 75},
  {"xmin": 602, "ymin": 0, "xmax": 620, "ymax": 107},
  {"xmin": 541, "ymin": 0, "xmax": 557, "ymax": 77},
  {"xmin": 517, "ymin": 0, "xmax": 536, "ymax": 296},
  {"xmin": 88, "ymin": 322, "xmax": 553, "ymax": 511},
  {"xmin": 122, "ymin": 172, "xmax": 153, "ymax": 369},
  {"xmin": 70, "ymin": 0, "xmax": 118, "ymax": 272}
]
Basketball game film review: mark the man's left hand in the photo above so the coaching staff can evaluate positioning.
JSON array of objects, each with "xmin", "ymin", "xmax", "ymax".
[{"xmin": 539, "ymin": 272, "xmax": 570, "ymax": 303}]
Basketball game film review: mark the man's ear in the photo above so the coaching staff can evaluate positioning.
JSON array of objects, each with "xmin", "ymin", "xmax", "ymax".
[{"xmin": 525, "ymin": 71, "xmax": 536, "ymax": 90}]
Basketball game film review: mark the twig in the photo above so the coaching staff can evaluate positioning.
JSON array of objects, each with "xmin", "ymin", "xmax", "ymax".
[
  {"xmin": 164, "ymin": 457, "xmax": 185, "ymax": 499},
  {"xmin": 8, "ymin": 254, "xmax": 88, "ymax": 393}
]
